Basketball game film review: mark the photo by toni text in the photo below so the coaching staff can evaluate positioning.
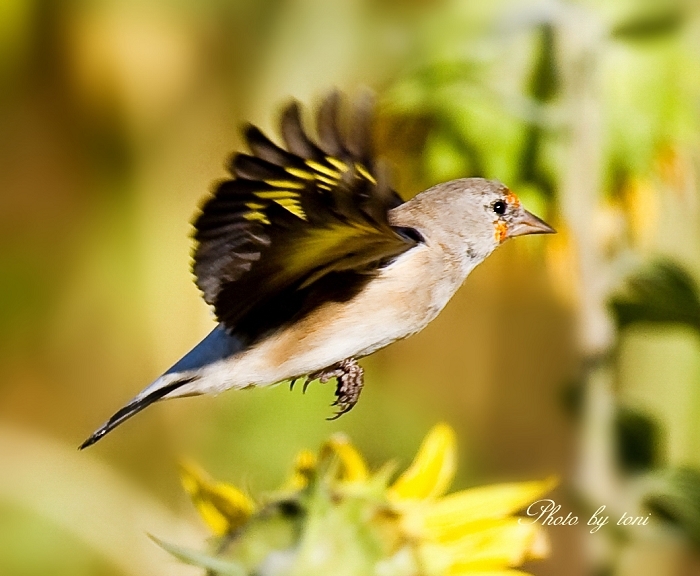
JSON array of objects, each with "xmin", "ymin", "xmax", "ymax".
[{"xmin": 519, "ymin": 499, "xmax": 651, "ymax": 534}]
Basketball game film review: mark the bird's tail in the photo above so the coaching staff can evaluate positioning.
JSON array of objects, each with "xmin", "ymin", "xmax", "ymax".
[
  {"xmin": 79, "ymin": 324, "xmax": 243, "ymax": 449},
  {"xmin": 78, "ymin": 375, "xmax": 198, "ymax": 449}
]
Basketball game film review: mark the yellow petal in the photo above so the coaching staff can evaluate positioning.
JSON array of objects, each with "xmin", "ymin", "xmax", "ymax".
[
  {"xmin": 442, "ymin": 518, "xmax": 547, "ymax": 569},
  {"xmin": 321, "ymin": 433, "xmax": 369, "ymax": 482},
  {"xmin": 389, "ymin": 423, "xmax": 456, "ymax": 501},
  {"xmin": 284, "ymin": 449, "xmax": 318, "ymax": 490},
  {"xmin": 179, "ymin": 459, "xmax": 255, "ymax": 536},
  {"xmin": 420, "ymin": 476, "xmax": 557, "ymax": 541}
]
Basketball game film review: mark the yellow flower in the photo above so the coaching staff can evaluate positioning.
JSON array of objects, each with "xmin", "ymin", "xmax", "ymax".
[
  {"xmin": 178, "ymin": 459, "xmax": 255, "ymax": 536},
  {"xmin": 176, "ymin": 425, "xmax": 555, "ymax": 576},
  {"xmin": 320, "ymin": 432, "xmax": 370, "ymax": 482},
  {"xmin": 283, "ymin": 448, "xmax": 318, "ymax": 491},
  {"xmin": 389, "ymin": 423, "xmax": 456, "ymax": 501},
  {"xmin": 383, "ymin": 424, "xmax": 556, "ymax": 576}
]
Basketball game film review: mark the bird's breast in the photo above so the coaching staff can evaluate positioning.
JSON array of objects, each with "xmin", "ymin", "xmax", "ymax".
[{"xmin": 199, "ymin": 243, "xmax": 469, "ymax": 391}]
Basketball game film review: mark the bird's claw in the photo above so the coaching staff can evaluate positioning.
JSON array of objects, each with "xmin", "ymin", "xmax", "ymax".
[
  {"xmin": 327, "ymin": 358, "xmax": 364, "ymax": 419},
  {"xmin": 288, "ymin": 376, "xmax": 315, "ymax": 394},
  {"xmin": 295, "ymin": 358, "xmax": 364, "ymax": 418}
]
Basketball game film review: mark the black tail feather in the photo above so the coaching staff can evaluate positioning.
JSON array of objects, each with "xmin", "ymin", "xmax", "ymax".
[{"xmin": 79, "ymin": 377, "xmax": 197, "ymax": 450}]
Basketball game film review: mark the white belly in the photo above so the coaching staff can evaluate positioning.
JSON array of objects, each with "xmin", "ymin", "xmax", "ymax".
[{"xmin": 179, "ymin": 243, "xmax": 472, "ymax": 395}]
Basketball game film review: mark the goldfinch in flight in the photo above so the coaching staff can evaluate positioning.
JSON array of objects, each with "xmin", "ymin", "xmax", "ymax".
[{"xmin": 81, "ymin": 91, "xmax": 554, "ymax": 449}]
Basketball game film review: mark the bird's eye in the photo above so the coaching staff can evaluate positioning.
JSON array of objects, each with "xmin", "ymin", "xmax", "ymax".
[{"xmin": 492, "ymin": 200, "xmax": 507, "ymax": 215}]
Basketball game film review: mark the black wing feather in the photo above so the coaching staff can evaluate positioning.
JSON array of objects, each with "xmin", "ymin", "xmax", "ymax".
[
  {"xmin": 192, "ymin": 92, "xmax": 416, "ymax": 345},
  {"xmin": 347, "ymin": 90, "xmax": 374, "ymax": 165},
  {"xmin": 316, "ymin": 90, "xmax": 345, "ymax": 157},
  {"xmin": 280, "ymin": 102, "xmax": 325, "ymax": 161},
  {"xmin": 232, "ymin": 154, "xmax": 291, "ymax": 181},
  {"xmin": 243, "ymin": 125, "xmax": 300, "ymax": 167}
]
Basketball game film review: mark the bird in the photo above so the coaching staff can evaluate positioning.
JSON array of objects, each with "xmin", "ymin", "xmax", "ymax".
[{"xmin": 80, "ymin": 91, "xmax": 554, "ymax": 449}]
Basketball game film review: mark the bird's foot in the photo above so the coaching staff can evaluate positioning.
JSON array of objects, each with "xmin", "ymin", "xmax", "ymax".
[
  {"xmin": 329, "ymin": 358, "xmax": 364, "ymax": 419},
  {"xmin": 305, "ymin": 358, "xmax": 364, "ymax": 419}
]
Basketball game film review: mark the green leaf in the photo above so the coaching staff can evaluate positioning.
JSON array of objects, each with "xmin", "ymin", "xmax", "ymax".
[
  {"xmin": 609, "ymin": 260, "xmax": 700, "ymax": 332},
  {"xmin": 149, "ymin": 535, "xmax": 247, "ymax": 576},
  {"xmin": 614, "ymin": 406, "xmax": 661, "ymax": 473},
  {"xmin": 527, "ymin": 23, "xmax": 559, "ymax": 103},
  {"xmin": 612, "ymin": 8, "xmax": 685, "ymax": 41},
  {"xmin": 644, "ymin": 467, "xmax": 700, "ymax": 548}
]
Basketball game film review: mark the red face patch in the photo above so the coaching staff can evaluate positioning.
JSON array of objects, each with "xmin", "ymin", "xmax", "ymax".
[
  {"xmin": 505, "ymin": 190, "xmax": 520, "ymax": 208},
  {"xmin": 495, "ymin": 221, "xmax": 508, "ymax": 243},
  {"xmin": 493, "ymin": 189, "xmax": 520, "ymax": 243}
]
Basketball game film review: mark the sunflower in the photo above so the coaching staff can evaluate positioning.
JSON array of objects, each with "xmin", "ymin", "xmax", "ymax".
[{"xmin": 159, "ymin": 424, "xmax": 555, "ymax": 576}]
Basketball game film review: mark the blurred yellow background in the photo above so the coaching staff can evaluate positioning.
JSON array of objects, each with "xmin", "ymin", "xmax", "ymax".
[{"xmin": 2, "ymin": 0, "xmax": 700, "ymax": 574}]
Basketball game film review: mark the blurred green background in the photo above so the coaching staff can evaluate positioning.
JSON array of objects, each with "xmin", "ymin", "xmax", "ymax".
[{"xmin": 2, "ymin": 0, "xmax": 700, "ymax": 574}]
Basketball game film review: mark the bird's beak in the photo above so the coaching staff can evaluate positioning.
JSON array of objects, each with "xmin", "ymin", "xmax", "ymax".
[{"xmin": 507, "ymin": 209, "xmax": 556, "ymax": 238}]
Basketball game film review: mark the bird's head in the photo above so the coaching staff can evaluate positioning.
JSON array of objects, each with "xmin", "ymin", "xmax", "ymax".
[
  {"xmin": 476, "ymin": 178, "xmax": 555, "ymax": 243},
  {"xmin": 397, "ymin": 178, "xmax": 555, "ymax": 264}
]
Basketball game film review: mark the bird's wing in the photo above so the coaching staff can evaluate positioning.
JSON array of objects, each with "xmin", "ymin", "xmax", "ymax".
[{"xmin": 192, "ymin": 91, "xmax": 417, "ymax": 342}]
